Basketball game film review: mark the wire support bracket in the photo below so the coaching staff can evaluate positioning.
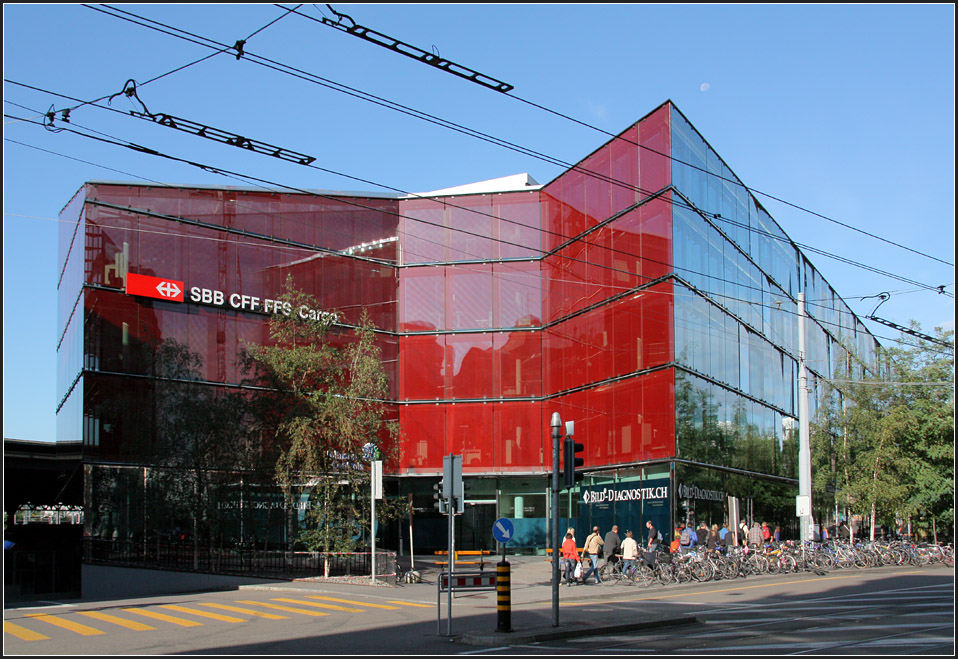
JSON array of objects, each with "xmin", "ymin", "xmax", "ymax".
[
  {"xmin": 130, "ymin": 110, "xmax": 316, "ymax": 165},
  {"xmin": 320, "ymin": 5, "xmax": 514, "ymax": 93}
]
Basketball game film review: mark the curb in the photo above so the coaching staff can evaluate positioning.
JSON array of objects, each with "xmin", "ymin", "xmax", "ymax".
[{"xmin": 459, "ymin": 614, "xmax": 699, "ymax": 646}]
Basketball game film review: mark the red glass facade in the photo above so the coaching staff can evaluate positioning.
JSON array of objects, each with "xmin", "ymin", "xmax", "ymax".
[
  {"xmin": 396, "ymin": 103, "xmax": 676, "ymax": 474},
  {"xmin": 58, "ymin": 103, "xmax": 679, "ymax": 477}
]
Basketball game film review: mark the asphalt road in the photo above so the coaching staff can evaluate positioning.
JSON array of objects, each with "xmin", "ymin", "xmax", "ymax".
[{"xmin": 4, "ymin": 560, "xmax": 953, "ymax": 655}]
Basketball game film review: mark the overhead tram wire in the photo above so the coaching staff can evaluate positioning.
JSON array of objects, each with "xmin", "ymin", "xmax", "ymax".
[
  {"xmin": 78, "ymin": 6, "xmax": 952, "ymax": 299},
  {"xmin": 11, "ymin": 61, "xmax": 951, "ymax": 327},
  {"xmin": 13, "ymin": 123, "xmax": 943, "ymax": 385},
  {"xmin": 11, "ymin": 72, "xmax": 950, "ymax": 327},
  {"xmin": 280, "ymin": 3, "xmax": 953, "ymax": 271},
  {"xmin": 7, "ymin": 114, "xmax": 928, "ymax": 358},
  {"xmin": 9, "ymin": 85, "xmax": 940, "ymax": 334},
  {"xmin": 40, "ymin": 5, "xmax": 303, "ymax": 130},
  {"xmin": 78, "ymin": 4, "xmax": 954, "ymax": 303}
]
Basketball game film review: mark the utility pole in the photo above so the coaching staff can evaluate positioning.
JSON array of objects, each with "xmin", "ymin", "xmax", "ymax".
[{"xmin": 798, "ymin": 293, "xmax": 814, "ymax": 542}]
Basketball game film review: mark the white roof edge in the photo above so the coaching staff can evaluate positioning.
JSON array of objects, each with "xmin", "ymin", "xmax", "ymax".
[{"xmin": 409, "ymin": 173, "xmax": 541, "ymax": 197}]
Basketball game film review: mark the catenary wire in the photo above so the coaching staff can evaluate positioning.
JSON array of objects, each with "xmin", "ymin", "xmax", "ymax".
[
  {"xmin": 7, "ymin": 75, "xmax": 951, "ymax": 317},
  {"xmin": 14, "ymin": 71, "xmax": 952, "ymax": 346},
  {"xmin": 78, "ymin": 5, "xmax": 954, "ymax": 295},
  {"xmin": 281, "ymin": 3, "xmax": 953, "ymax": 270},
  {"xmin": 9, "ymin": 140, "xmax": 952, "ymax": 422},
  {"xmin": 3, "ymin": 110, "xmax": 872, "ymax": 334},
  {"xmin": 8, "ymin": 125, "xmax": 947, "ymax": 363},
  {"xmin": 7, "ymin": 96, "xmax": 944, "ymax": 364}
]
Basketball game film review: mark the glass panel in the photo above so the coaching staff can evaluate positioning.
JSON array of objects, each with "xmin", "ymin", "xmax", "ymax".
[
  {"xmin": 494, "ymin": 331, "xmax": 541, "ymax": 398},
  {"xmin": 399, "ymin": 267, "xmax": 444, "ymax": 332},
  {"xmin": 495, "ymin": 402, "xmax": 544, "ymax": 471},
  {"xmin": 445, "ymin": 265, "xmax": 493, "ymax": 330},
  {"xmin": 446, "ymin": 196, "xmax": 493, "ymax": 262},
  {"xmin": 494, "ymin": 261, "xmax": 541, "ymax": 329},
  {"xmin": 445, "ymin": 333, "xmax": 494, "ymax": 400},
  {"xmin": 399, "ymin": 405, "xmax": 445, "ymax": 471}
]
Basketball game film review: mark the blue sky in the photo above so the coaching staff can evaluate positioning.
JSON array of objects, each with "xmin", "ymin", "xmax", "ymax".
[{"xmin": 3, "ymin": 4, "xmax": 955, "ymax": 443}]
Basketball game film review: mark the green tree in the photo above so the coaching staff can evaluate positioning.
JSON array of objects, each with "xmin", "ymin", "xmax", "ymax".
[
  {"xmin": 812, "ymin": 324, "xmax": 954, "ymax": 541},
  {"xmin": 244, "ymin": 279, "xmax": 401, "ymax": 559}
]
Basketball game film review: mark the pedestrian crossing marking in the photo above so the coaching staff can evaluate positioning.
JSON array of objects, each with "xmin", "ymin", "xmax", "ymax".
[
  {"xmin": 305, "ymin": 596, "xmax": 400, "ymax": 610},
  {"xmin": 76, "ymin": 611, "xmax": 156, "ymax": 631},
  {"xmin": 158, "ymin": 604, "xmax": 247, "ymax": 623},
  {"xmin": 196, "ymin": 603, "xmax": 288, "ymax": 619},
  {"xmin": 5, "ymin": 621, "xmax": 50, "ymax": 641},
  {"xmin": 24, "ymin": 613, "xmax": 104, "ymax": 636},
  {"xmin": 124, "ymin": 608, "xmax": 204, "ymax": 627},
  {"xmin": 271, "ymin": 598, "xmax": 364, "ymax": 613},
  {"xmin": 237, "ymin": 600, "xmax": 329, "ymax": 616},
  {"xmin": 387, "ymin": 600, "xmax": 433, "ymax": 608}
]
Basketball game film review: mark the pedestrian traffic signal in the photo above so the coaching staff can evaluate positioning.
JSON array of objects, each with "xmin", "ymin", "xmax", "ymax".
[
  {"xmin": 433, "ymin": 481, "xmax": 448, "ymax": 514},
  {"xmin": 563, "ymin": 436, "xmax": 584, "ymax": 489}
]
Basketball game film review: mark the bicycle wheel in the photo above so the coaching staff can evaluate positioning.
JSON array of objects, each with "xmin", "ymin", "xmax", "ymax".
[
  {"xmin": 690, "ymin": 560, "xmax": 714, "ymax": 582},
  {"xmin": 633, "ymin": 564, "xmax": 654, "ymax": 587},
  {"xmin": 749, "ymin": 555, "xmax": 769, "ymax": 574},
  {"xmin": 598, "ymin": 563, "xmax": 616, "ymax": 584}
]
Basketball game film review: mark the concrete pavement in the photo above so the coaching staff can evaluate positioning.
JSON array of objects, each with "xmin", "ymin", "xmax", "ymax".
[
  {"xmin": 11, "ymin": 554, "xmax": 698, "ymax": 648},
  {"xmin": 238, "ymin": 553, "xmax": 700, "ymax": 646}
]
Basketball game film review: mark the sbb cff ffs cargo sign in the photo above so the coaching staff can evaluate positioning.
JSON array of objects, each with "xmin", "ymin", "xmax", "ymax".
[
  {"xmin": 126, "ymin": 273, "xmax": 185, "ymax": 302},
  {"xmin": 124, "ymin": 272, "xmax": 339, "ymax": 322}
]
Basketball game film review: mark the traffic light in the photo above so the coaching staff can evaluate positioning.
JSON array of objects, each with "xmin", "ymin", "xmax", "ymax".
[
  {"xmin": 433, "ymin": 480, "xmax": 448, "ymax": 514},
  {"xmin": 456, "ymin": 480, "xmax": 472, "ymax": 514},
  {"xmin": 563, "ymin": 436, "xmax": 584, "ymax": 489}
]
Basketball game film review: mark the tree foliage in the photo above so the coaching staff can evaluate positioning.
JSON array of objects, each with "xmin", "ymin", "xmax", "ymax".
[
  {"xmin": 244, "ymin": 278, "xmax": 401, "ymax": 553},
  {"xmin": 812, "ymin": 324, "xmax": 954, "ymax": 540}
]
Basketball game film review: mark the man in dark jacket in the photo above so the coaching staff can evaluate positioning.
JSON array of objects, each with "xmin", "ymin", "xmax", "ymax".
[
  {"xmin": 603, "ymin": 525, "xmax": 621, "ymax": 566},
  {"xmin": 697, "ymin": 522, "xmax": 709, "ymax": 547}
]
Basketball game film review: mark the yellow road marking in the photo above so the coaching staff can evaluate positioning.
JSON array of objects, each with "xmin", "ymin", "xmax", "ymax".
[
  {"xmin": 237, "ymin": 600, "xmax": 329, "ymax": 616},
  {"xmin": 158, "ymin": 605, "xmax": 247, "ymax": 623},
  {"xmin": 271, "ymin": 598, "xmax": 363, "ymax": 613},
  {"xmin": 196, "ymin": 603, "xmax": 288, "ymax": 619},
  {"xmin": 124, "ymin": 608, "xmax": 204, "ymax": 627},
  {"xmin": 387, "ymin": 600, "xmax": 433, "ymax": 608},
  {"xmin": 76, "ymin": 611, "xmax": 156, "ymax": 631},
  {"xmin": 305, "ymin": 596, "xmax": 400, "ymax": 610},
  {"xmin": 24, "ymin": 613, "xmax": 104, "ymax": 636},
  {"xmin": 5, "ymin": 621, "xmax": 50, "ymax": 641}
]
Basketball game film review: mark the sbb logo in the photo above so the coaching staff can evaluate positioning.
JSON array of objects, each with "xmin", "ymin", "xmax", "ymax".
[{"xmin": 126, "ymin": 273, "xmax": 185, "ymax": 302}]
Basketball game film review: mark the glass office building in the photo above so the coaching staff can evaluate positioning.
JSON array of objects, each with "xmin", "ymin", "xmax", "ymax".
[{"xmin": 57, "ymin": 101, "xmax": 881, "ymax": 551}]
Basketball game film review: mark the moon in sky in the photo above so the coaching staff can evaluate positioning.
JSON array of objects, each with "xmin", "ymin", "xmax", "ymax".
[{"xmin": 700, "ymin": 83, "xmax": 710, "ymax": 92}]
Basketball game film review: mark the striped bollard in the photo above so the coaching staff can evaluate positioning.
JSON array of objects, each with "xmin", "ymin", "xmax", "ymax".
[{"xmin": 497, "ymin": 560, "xmax": 512, "ymax": 632}]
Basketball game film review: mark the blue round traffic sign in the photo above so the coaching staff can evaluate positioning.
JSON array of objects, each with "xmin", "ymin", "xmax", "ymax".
[{"xmin": 492, "ymin": 518, "xmax": 515, "ymax": 544}]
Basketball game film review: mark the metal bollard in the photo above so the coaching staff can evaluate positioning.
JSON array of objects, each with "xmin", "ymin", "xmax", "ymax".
[{"xmin": 496, "ymin": 560, "xmax": 512, "ymax": 632}]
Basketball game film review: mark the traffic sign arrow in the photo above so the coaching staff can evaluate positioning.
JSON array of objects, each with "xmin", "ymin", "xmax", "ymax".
[{"xmin": 492, "ymin": 517, "xmax": 514, "ymax": 544}]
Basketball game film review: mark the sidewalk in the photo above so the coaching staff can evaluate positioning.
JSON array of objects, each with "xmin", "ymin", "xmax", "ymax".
[{"xmin": 238, "ymin": 553, "xmax": 699, "ymax": 646}]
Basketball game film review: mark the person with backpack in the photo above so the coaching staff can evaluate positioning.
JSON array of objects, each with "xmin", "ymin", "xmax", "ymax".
[{"xmin": 679, "ymin": 523, "xmax": 693, "ymax": 554}]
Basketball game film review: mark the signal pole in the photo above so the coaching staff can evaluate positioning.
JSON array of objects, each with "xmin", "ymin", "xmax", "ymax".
[{"xmin": 550, "ymin": 413, "xmax": 562, "ymax": 628}]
